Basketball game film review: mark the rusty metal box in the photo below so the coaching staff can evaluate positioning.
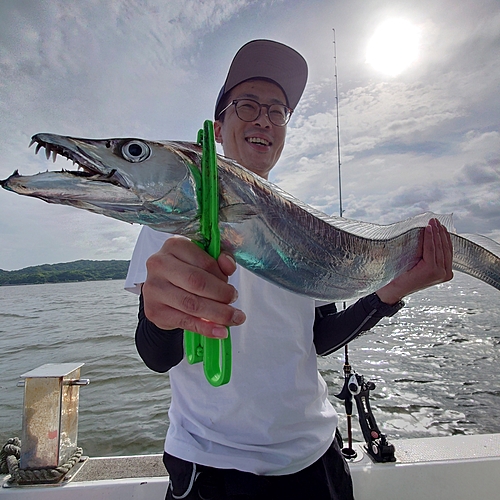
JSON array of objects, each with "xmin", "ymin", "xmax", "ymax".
[{"xmin": 20, "ymin": 363, "xmax": 87, "ymax": 469}]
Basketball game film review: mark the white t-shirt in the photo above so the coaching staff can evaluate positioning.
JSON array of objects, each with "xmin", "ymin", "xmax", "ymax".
[{"xmin": 125, "ymin": 226, "xmax": 338, "ymax": 475}]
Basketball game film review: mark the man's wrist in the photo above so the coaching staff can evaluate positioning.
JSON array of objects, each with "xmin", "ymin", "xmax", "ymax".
[
  {"xmin": 375, "ymin": 282, "xmax": 405, "ymax": 306},
  {"xmin": 369, "ymin": 292, "xmax": 405, "ymax": 317}
]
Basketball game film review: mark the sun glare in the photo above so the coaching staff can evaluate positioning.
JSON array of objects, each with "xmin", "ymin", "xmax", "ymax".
[{"xmin": 366, "ymin": 19, "xmax": 420, "ymax": 76}]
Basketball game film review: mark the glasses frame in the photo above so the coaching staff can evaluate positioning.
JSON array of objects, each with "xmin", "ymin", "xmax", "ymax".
[{"xmin": 217, "ymin": 98, "xmax": 293, "ymax": 127}]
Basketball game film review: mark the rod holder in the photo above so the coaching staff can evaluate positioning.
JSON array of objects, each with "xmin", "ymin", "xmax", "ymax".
[{"xmin": 19, "ymin": 363, "xmax": 89, "ymax": 469}]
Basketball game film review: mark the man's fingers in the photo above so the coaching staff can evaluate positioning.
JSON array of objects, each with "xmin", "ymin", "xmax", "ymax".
[
  {"xmin": 165, "ymin": 237, "xmax": 230, "ymax": 282},
  {"xmin": 143, "ymin": 297, "xmax": 241, "ymax": 339},
  {"xmin": 163, "ymin": 255, "xmax": 238, "ymax": 303},
  {"xmin": 421, "ymin": 222, "xmax": 436, "ymax": 265},
  {"xmin": 431, "ymin": 219, "xmax": 454, "ymax": 280},
  {"xmin": 143, "ymin": 278, "xmax": 245, "ymax": 329},
  {"xmin": 421, "ymin": 219, "xmax": 454, "ymax": 284},
  {"xmin": 439, "ymin": 221, "xmax": 454, "ymax": 280},
  {"xmin": 445, "ymin": 226, "xmax": 454, "ymax": 275},
  {"xmin": 141, "ymin": 227, "xmax": 242, "ymax": 338},
  {"xmin": 432, "ymin": 219, "xmax": 445, "ymax": 268},
  {"xmin": 218, "ymin": 252, "xmax": 237, "ymax": 277},
  {"xmin": 170, "ymin": 283, "xmax": 245, "ymax": 326}
]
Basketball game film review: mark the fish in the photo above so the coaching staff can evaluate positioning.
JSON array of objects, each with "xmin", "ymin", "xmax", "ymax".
[{"xmin": 2, "ymin": 133, "xmax": 500, "ymax": 301}]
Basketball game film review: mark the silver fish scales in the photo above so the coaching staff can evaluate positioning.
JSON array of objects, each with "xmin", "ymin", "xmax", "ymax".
[{"xmin": 2, "ymin": 133, "xmax": 500, "ymax": 301}]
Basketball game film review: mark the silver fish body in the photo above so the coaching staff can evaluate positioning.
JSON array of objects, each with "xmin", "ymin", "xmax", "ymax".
[{"xmin": 2, "ymin": 133, "xmax": 500, "ymax": 301}]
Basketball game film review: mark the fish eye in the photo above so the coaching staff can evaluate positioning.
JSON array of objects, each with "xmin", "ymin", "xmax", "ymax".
[{"xmin": 121, "ymin": 140, "xmax": 151, "ymax": 162}]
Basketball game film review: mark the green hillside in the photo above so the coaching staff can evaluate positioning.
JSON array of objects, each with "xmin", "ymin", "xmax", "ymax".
[{"xmin": 0, "ymin": 260, "xmax": 130, "ymax": 286}]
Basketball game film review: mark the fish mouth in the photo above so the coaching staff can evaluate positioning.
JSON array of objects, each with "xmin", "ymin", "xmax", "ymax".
[{"xmin": 28, "ymin": 133, "xmax": 128, "ymax": 187}]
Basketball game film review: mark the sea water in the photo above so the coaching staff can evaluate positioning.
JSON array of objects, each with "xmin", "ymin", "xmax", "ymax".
[{"xmin": 0, "ymin": 273, "xmax": 498, "ymax": 457}]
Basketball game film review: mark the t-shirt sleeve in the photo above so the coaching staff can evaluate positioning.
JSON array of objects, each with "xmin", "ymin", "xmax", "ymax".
[{"xmin": 124, "ymin": 226, "xmax": 171, "ymax": 294}]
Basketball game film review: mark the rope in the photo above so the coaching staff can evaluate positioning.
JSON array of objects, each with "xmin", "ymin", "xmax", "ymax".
[
  {"xmin": 0, "ymin": 437, "xmax": 21, "ymax": 474},
  {"xmin": 1, "ymin": 437, "xmax": 83, "ymax": 485}
]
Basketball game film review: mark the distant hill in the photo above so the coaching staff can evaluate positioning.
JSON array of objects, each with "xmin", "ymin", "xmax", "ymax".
[{"xmin": 0, "ymin": 260, "xmax": 130, "ymax": 286}]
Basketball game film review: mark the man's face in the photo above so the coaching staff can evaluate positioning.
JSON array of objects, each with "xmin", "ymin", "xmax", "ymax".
[{"xmin": 214, "ymin": 80, "xmax": 287, "ymax": 180}]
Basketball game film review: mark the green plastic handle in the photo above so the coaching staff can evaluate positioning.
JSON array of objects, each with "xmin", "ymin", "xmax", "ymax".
[{"xmin": 184, "ymin": 120, "xmax": 232, "ymax": 387}]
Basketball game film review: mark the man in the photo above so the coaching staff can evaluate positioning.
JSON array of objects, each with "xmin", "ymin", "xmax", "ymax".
[{"xmin": 125, "ymin": 40, "xmax": 453, "ymax": 500}]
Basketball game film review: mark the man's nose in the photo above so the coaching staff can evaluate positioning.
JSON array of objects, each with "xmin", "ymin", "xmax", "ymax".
[{"xmin": 253, "ymin": 109, "xmax": 272, "ymax": 127}]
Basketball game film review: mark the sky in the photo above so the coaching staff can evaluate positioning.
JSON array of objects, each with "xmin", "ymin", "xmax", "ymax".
[{"xmin": 1, "ymin": 0, "xmax": 499, "ymax": 271}]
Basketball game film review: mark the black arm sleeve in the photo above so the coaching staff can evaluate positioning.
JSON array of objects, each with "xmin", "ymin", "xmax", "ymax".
[
  {"xmin": 135, "ymin": 292, "xmax": 184, "ymax": 373},
  {"xmin": 313, "ymin": 293, "xmax": 404, "ymax": 356}
]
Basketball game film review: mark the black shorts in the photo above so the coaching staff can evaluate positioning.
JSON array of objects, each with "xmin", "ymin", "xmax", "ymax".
[{"xmin": 163, "ymin": 435, "xmax": 354, "ymax": 500}]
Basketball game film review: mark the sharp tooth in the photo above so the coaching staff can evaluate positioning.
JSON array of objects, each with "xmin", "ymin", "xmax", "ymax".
[
  {"xmin": 45, "ymin": 146, "xmax": 51, "ymax": 160},
  {"xmin": 52, "ymin": 150, "xmax": 58, "ymax": 162},
  {"xmin": 29, "ymin": 139, "xmax": 35, "ymax": 148},
  {"xmin": 35, "ymin": 143, "xmax": 43, "ymax": 155}
]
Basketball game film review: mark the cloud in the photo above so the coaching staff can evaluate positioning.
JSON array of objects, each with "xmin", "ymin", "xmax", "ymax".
[
  {"xmin": 460, "ymin": 161, "xmax": 500, "ymax": 185},
  {"xmin": 271, "ymin": 2, "xmax": 500, "ymax": 242},
  {"xmin": 0, "ymin": 0, "xmax": 259, "ymax": 270},
  {"xmin": 1, "ymin": 0, "xmax": 499, "ymax": 270}
]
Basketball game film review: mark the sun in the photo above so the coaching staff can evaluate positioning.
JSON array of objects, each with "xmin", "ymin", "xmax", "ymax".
[{"xmin": 366, "ymin": 19, "xmax": 420, "ymax": 76}]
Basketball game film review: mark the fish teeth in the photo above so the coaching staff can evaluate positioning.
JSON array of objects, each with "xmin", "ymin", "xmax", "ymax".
[{"xmin": 31, "ymin": 139, "xmax": 80, "ymax": 168}]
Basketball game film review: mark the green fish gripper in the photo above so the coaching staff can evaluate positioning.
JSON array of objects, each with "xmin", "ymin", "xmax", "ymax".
[{"xmin": 184, "ymin": 120, "xmax": 232, "ymax": 387}]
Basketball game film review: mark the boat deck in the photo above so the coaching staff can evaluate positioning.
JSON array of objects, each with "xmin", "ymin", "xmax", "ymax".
[{"xmin": 2, "ymin": 433, "xmax": 500, "ymax": 499}]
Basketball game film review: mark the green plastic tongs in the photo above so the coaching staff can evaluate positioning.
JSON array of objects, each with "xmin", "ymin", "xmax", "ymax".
[{"xmin": 184, "ymin": 120, "xmax": 232, "ymax": 387}]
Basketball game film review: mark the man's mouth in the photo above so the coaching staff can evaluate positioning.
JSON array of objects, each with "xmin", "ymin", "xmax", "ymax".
[{"xmin": 246, "ymin": 137, "xmax": 272, "ymax": 147}]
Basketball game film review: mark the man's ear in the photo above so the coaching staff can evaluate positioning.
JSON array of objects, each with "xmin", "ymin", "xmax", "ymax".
[{"xmin": 214, "ymin": 121, "xmax": 223, "ymax": 144}]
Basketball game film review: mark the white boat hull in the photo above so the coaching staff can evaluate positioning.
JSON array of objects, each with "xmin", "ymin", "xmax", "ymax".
[{"xmin": 2, "ymin": 433, "xmax": 499, "ymax": 499}]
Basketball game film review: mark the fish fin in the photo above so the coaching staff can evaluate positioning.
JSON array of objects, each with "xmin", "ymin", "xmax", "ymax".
[
  {"xmin": 320, "ymin": 212, "xmax": 456, "ymax": 240},
  {"xmin": 460, "ymin": 234, "xmax": 500, "ymax": 258}
]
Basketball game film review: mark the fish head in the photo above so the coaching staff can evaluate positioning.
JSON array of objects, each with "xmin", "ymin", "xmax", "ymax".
[{"xmin": 1, "ymin": 133, "xmax": 204, "ymax": 236}]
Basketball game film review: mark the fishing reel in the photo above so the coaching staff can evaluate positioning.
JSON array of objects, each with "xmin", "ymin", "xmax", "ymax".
[{"xmin": 336, "ymin": 372, "xmax": 396, "ymax": 463}]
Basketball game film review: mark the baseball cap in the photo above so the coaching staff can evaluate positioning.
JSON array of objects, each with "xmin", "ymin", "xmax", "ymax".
[{"xmin": 214, "ymin": 39, "xmax": 308, "ymax": 120}]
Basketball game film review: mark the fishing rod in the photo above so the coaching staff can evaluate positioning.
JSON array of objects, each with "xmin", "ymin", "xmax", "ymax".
[
  {"xmin": 331, "ymin": 27, "xmax": 356, "ymax": 459},
  {"xmin": 332, "ymin": 29, "xmax": 395, "ymax": 463},
  {"xmin": 333, "ymin": 28, "xmax": 344, "ymax": 219}
]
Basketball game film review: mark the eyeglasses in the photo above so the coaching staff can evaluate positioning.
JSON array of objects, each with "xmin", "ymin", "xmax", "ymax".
[{"xmin": 217, "ymin": 98, "xmax": 293, "ymax": 127}]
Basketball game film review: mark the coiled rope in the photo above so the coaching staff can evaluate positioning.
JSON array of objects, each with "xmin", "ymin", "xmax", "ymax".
[{"xmin": 1, "ymin": 437, "xmax": 83, "ymax": 485}]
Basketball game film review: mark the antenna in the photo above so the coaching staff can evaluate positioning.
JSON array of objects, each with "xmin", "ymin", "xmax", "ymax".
[{"xmin": 333, "ymin": 28, "xmax": 344, "ymax": 217}]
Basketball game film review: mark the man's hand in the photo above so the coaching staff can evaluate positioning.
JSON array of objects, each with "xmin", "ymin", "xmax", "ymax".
[
  {"xmin": 142, "ymin": 237, "xmax": 246, "ymax": 338},
  {"xmin": 376, "ymin": 218, "xmax": 454, "ymax": 305}
]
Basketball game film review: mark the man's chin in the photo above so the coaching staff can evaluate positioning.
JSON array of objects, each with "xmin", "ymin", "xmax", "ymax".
[{"xmin": 238, "ymin": 149, "xmax": 276, "ymax": 179}]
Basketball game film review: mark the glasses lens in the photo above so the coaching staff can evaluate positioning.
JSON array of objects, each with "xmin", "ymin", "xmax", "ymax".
[
  {"xmin": 235, "ymin": 100, "xmax": 260, "ymax": 122},
  {"xmin": 268, "ymin": 104, "xmax": 290, "ymax": 126}
]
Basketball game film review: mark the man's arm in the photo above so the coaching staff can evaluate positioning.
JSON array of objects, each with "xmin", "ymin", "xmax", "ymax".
[
  {"xmin": 314, "ymin": 219, "xmax": 453, "ymax": 355},
  {"xmin": 135, "ymin": 292, "xmax": 184, "ymax": 372},
  {"xmin": 314, "ymin": 293, "xmax": 404, "ymax": 355}
]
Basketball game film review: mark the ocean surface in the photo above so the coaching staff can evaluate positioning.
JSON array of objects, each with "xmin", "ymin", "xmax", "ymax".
[{"xmin": 0, "ymin": 274, "xmax": 499, "ymax": 458}]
